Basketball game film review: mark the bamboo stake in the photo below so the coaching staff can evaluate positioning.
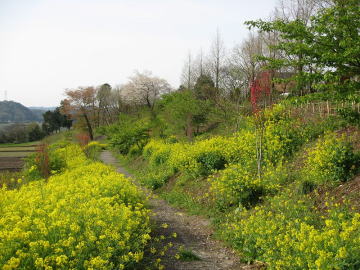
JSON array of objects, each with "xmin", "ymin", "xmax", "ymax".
[{"xmin": 327, "ymin": 101, "xmax": 330, "ymax": 116}]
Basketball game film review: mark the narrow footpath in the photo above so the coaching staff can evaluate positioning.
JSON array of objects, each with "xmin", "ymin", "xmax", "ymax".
[{"xmin": 100, "ymin": 150, "xmax": 246, "ymax": 270}]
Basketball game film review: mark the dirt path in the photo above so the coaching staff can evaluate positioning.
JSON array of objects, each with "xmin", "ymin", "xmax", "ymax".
[{"xmin": 100, "ymin": 150, "xmax": 245, "ymax": 270}]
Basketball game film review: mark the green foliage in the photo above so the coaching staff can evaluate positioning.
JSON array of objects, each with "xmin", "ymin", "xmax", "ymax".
[
  {"xmin": 24, "ymin": 143, "xmax": 68, "ymax": 181},
  {"xmin": 304, "ymin": 133, "xmax": 359, "ymax": 185},
  {"xmin": 0, "ymin": 123, "xmax": 45, "ymax": 144},
  {"xmin": 107, "ymin": 99, "xmax": 359, "ymax": 268},
  {"xmin": 210, "ymin": 163, "xmax": 288, "ymax": 210},
  {"xmin": 223, "ymin": 193, "xmax": 360, "ymax": 269},
  {"xmin": 337, "ymin": 107, "xmax": 360, "ymax": 126},
  {"xmin": 42, "ymin": 108, "xmax": 72, "ymax": 135},
  {"xmin": 109, "ymin": 117, "xmax": 150, "ymax": 154},
  {"xmin": 157, "ymin": 90, "xmax": 211, "ymax": 138},
  {"xmin": 196, "ymin": 151, "xmax": 226, "ymax": 176},
  {"xmin": 83, "ymin": 141, "xmax": 107, "ymax": 160},
  {"xmin": 246, "ymin": 0, "xmax": 360, "ymax": 94},
  {"xmin": 177, "ymin": 247, "xmax": 201, "ymax": 262},
  {"xmin": 194, "ymin": 74, "xmax": 216, "ymax": 100},
  {"xmin": 141, "ymin": 165, "xmax": 174, "ymax": 190},
  {"xmin": 0, "ymin": 171, "xmax": 23, "ymax": 190},
  {"xmin": 210, "ymin": 164, "xmax": 263, "ymax": 209},
  {"xmin": 28, "ymin": 124, "xmax": 45, "ymax": 142},
  {"xmin": 311, "ymin": 0, "xmax": 360, "ymax": 92}
]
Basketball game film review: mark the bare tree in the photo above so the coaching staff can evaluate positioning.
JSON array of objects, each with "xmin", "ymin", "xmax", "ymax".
[
  {"xmin": 230, "ymin": 33, "xmax": 265, "ymax": 97},
  {"xmin": 276, "ymin": 0, "xmax": 329, "ymax": 23},
  {"xmin": 196, "ymin": 48, "xmax": 204, "ymax": 78},
  {"xmin": 180, "ymin": 52, "xmax": 198, "ymax": 90},
  {"xmin": 208, "ymin": 30, "xmax": 226, "ymax": 91}
]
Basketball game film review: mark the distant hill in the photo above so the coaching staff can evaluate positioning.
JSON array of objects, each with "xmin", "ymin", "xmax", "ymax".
[
  {"xmin": 29, "ymin": 107, "xmax": 56, "ymax": 121},
  {"xmin": 28, "ymin": 106, "xmax": 56, "ymax": 111},
  {"xmin": 0, "ymin": 101, "xmax": 43, "ymax": 123}
]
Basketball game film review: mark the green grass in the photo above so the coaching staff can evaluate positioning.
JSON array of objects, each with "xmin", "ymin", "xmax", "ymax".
[
  {"xmin": 0, "ymin": 146, "xmax": 36, "ymax": 151},
  {"xmin": 0, "ymin": 171, "xmax": 23, "ymax": 189},
  {"xmin": 0, "ymin": 152, "xmax": 33, "ymax": 158},
  {"xmin": 0, "ymin": 141, "xmax": 39, "ymax": 147},
  {"xmin": 177, "ymin": 246, "xmax": 201, "ymax": 262},
  {"xmin": 42, "ymin": 130, "xmax": 75, "ymax": 144}
]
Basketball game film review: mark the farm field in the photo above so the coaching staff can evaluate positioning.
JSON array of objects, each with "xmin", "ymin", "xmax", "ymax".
[{"xmin": 0, "ymin": 143, "xmax": 38, "ymax": 171}]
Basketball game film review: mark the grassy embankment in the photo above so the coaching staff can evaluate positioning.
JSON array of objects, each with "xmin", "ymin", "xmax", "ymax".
[{"xmin": 107, "ymin": 94, "xmax": 360, "ymax": 268}]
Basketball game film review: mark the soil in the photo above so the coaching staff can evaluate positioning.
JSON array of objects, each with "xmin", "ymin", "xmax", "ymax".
[
  {"xmin": 0, "ymin": 157, "xmax": 24, "ymax": 171},
  {"xmin": 100, "ymin": 150, "xmax": 247, "ymax": 270}
]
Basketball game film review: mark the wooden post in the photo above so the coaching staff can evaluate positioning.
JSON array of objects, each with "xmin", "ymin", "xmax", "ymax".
[
  {"xmin": 327, "ymin": 101, "xmax": 330, "ymax": 116},
  {"xmin": 312, "ymin": 103, "xmax": 315, "ymax": 113}
]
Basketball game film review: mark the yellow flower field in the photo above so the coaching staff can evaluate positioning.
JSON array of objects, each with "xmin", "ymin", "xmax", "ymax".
[{"xmin": 0, "ymin": 144, "xmax": 150, "ymax": 269}]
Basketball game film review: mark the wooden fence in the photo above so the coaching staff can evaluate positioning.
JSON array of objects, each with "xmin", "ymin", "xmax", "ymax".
[{"xmin": 288, "ymin": 101, "xmax": 360, "ymax": 118}]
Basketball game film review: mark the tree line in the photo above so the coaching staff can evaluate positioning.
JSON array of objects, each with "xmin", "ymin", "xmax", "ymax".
[{"xmin": 59, "ymin": 0, "xmax": 359, "ymax": 141}]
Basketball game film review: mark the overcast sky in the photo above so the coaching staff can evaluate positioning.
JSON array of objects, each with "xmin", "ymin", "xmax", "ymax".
[{"xmin": 0, "ymin": 0, "xmax": 277, "ymax": 107}]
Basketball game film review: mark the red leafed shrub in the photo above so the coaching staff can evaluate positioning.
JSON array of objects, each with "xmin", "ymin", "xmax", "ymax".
[
  {"xmin": 250, "ymin": 71, "xmax": 271, "ymax": 112},
  {"xmin": 76, "ymin": 133, "xmax": 91, "ymax": 146},
  {"xmin": 35, "ymin": 143, "xmax": 50, "ymax": 179}
]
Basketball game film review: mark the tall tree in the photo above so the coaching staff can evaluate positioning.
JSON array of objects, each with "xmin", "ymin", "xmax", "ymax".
[
  {"xmin": 121, "ymin": 71, "xmax": 172, "ymax": 113},
  {"xmin": 64, "ymin": 87, "xmax": 97, "ymax": 140},
  {"xmin": 311, "ymin": 0, "xmax": 360, "ymax": 91},
  {"xmin": 180, "ymin": 52, "xmax": 197, "ymax": 90},
  {"xmin": 208, "ymin": 30, "xmax": 226, "ymax": 91},
  {"xmin": 246, "ymin": 0, "xmax": 360, "ymax": 94},
  {"xmin": 97, "ymin": 83, "xmax": 112, "ymax": 126},
  {"xmin": 229, "ymin": 33, "xmax": 265, "ymax": 97}
]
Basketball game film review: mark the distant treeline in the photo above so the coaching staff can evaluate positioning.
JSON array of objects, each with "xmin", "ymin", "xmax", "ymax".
[
  {"xmin": 0, "ymin": 108, "xmax": 72, "ymax": 144},
  {"xmin": 0, "ymin": 123, "xmax": 44, "ymax": 143}
]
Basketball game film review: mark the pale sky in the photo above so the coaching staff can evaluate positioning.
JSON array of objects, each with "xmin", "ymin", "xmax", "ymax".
[{"xmin": 0, "ymin": 0, "xmax": 277, "ymax": 107}]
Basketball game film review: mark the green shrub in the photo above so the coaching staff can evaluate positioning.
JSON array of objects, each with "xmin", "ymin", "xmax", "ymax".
[
  {"xmin": 223, "ymin": 194, "xmax": 360, "ymax": 269},
  {"xmin": 263, "ymin": 118, "xmax": 303, "ymax": 165},
  {"xmin": 83, "ymin": 141, "xmax": 107, "ymax": 160},
  {"xmin": 210, "ymin": 162, "xmax": 285, "ymax": 209},
  {"xmin": 210, "ymin": 164, "xmax": 263, "ymax": 209},
  {"xmin": 304, "ymin": 133, "xmax": 359, "ymax": 185},
  {"xmin": 337, "ymin": 107, "xmax": 360, "ymax": 126},
  {"xmin": 196, "ymin": 151, "xmax": 227, "ymax": 176},
  {"xmin": 24, "ymin": 143, "xmax": 67, "ymax": 181},
  {"xmin": 128, "ymin": 144, "xmax": 143, "ymax": 157},
  {"xmin": 110, "ymin": 122, "xmax": 150, "ymax": 154},
  {"xmin": 141, "ymin": 166, "xmax": 174, "ymax": 190}
]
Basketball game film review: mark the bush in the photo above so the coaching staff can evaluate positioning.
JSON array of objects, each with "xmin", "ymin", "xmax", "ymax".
[
  {"xmin": 196, "ymin": 151, "xmax": 227, "ymax": 176},
  {"xmin": 141, "ymin": 166, "xmax": 174, "ymax": 190},
  {"xmin": 0, "ymin": 144, "xmax": 151, "ymax": 269},
  {"xmin": 24, "ymin": 143, "xmax": 68, "ymax": 181},
  {"xmin": 110, "ymin": 120, "xmax": 150, "ymax": 155},
  {"xmin": 128, "ymin": 144, "xmax": 143, "ymax": 157},
  {"xmin": 337, "ymin": 107, "xmax": 360, "ymax": 126},
  {"xmin": 223, "ymin": 194, "xmax": 360, "ymax": 269},
  {"xmin": 304, "ymin": 133, "xmax": 359, "ymax": 185},
  {"xmin": 210, "ymin": 163, "xmax": 284, "ymax": 209},
  {"xmin": 83, "ymin": 141, "xmax": 107, "ymax": 160}
]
